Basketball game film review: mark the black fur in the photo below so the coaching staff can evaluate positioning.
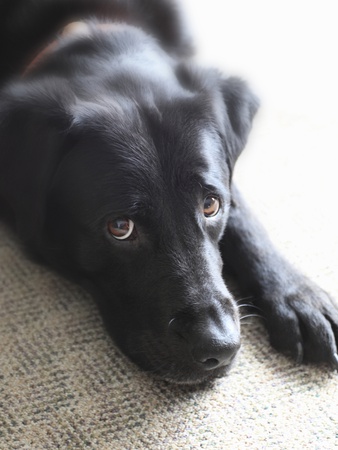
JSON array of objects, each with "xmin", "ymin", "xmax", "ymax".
[{"xmin": 0, "ymin": 0, "xmax": 337, "ymax": 384}]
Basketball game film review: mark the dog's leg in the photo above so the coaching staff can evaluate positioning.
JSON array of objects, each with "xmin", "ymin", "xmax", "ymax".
[{"xmin": 220, "ymin": 184, "xmax": 338, "ymax": 368}]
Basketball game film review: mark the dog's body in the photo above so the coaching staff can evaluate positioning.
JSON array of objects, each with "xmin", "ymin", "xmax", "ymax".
[{"xmin": 0, "ymin": 0, "xmax": 337, "ymax": 384}]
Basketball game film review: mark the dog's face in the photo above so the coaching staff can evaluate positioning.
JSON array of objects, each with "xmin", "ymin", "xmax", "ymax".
[
  {"xmin": 47, "ymin": 95, "xmax": 239, "ymax": 384},
  {"xmin": 0, "ymin": 28, "xmax": 258, "ymax": 383}
]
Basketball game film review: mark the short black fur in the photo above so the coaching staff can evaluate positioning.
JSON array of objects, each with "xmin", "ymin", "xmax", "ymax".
[{"xmin": 0, "ymin": 0, "xmax": 337, "ymax": 384}]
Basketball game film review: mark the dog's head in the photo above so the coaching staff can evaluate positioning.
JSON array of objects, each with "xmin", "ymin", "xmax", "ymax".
[{"xmin": 0, "ymin": 26, "xmax": 258, "ymax": 383}]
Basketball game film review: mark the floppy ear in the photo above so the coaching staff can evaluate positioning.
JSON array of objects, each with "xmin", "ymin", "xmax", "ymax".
[
  {"xmin": 0, "ymin": 81, "xmax": 74, "ymax": 250},
  {"xmin": 220, "ymin": 77, "xmax": 259, "ymax": 173}
]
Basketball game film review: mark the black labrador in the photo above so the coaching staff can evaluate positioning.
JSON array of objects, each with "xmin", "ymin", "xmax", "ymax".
[{"xmin": 0, "ymin": 0, "xmax": 337, "ymax": 384}]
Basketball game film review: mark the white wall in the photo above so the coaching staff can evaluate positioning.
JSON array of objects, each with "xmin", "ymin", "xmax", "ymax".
[{"xmin": 184, "ymin": 0, "xmax": 338, "ymax": 115}]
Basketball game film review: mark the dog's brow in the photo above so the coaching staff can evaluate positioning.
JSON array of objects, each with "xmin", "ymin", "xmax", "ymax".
[{"xmin": 198, "ymin": 130, "xmax": 231, "ymax": 187}]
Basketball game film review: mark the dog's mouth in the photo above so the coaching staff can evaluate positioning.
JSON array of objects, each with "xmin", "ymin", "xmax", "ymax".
[
  {"xmin": 136, "ymin": 351, "xmax": 238, "ymax": 385},
  {"xmin": 158, "ymin": 364, "xmax": 233, "ymax": 386},
  {"xmin": 125, "ymin": 330, "xmax": 240, "ymax": 385}
]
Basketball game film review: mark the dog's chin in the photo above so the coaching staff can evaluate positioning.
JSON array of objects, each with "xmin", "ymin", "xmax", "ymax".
[
  {"xmin": 152, "ymin": 364, "xmax": 233, "ymax": 386},
  {"xmin": 129, "ymin": 351, "xmax": 238, "ymax": 385},
  {"xmin": 118, "ymin": 331, "xmax": 240, "ymax": 385}
]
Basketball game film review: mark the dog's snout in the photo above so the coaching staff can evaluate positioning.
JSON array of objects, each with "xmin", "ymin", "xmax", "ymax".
[
  {"xmin": 190, "ymin": 318, "xmax": 240, "ymax": 370},
  {"xmin": 191, "ymin": 337, "xmax": 240, "ymax": 370},
  {"xmin": 170, "ymin": 310, "xmax": 240, "ymax": 371}
]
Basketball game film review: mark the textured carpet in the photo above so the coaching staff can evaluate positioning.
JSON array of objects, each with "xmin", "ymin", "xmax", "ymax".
[{"xmin": 1, "ymin": 1, "xmax": 338, "ymax": 449}]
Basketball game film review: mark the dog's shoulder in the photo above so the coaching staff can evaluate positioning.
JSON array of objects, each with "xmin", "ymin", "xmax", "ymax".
[{"xmin": 0, "ymin": 0, "xmax": 192, "ymax": 85}]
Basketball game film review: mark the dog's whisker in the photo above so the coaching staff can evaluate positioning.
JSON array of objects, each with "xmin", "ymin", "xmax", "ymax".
[
  {"xmin": 240, "ymin": 313, "xmax": 265, "ymax": 321},
  {"xmin": 236, "ymin": 296, "xmax": 254, "ymax": 303},
  {"xmin": 168, "ymin": 318, "xmax": 176, "ymax": 329},
  {"xmin": 237, "ymin": 303, "xmax": 264, "ymax": 313}
]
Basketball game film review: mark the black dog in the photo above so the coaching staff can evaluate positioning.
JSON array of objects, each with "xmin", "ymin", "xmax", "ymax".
[{"xmin": 0, "ymin": 0, "xmax": 337, "ymax": 384}]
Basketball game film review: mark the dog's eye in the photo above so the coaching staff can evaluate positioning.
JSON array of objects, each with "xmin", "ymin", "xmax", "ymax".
[
  {"xmin": 107, "ymin": 218, "xmax": 135, "ymax": 240},
  {"xmin": 203, "ymin": 195, "xmax": 220, "ymax": 218}
]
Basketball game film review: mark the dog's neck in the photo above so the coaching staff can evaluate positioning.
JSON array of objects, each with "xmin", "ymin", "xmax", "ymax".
[{"xmin": 23, "ymin": 21, "xmax": 115, "ymax": 76}]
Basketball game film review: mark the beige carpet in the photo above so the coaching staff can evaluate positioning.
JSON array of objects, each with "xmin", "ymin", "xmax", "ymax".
[{"xmin": 1, "ymin": 1, "xmax": 338, "ymax": 449}]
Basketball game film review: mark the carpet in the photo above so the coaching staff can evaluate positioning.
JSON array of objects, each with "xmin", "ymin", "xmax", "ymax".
[
  {"xmin": 1, "ymin": 1, "xmax": 338, "ymax": 448},
  {"xmin": 1, "ymin": 206, "xmax": 337, "ymax": 450}
]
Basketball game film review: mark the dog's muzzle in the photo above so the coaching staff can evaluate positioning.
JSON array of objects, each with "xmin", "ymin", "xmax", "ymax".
[{"xmin": 169, "ymin": 305, "xmax": 241, "ymax": 371}]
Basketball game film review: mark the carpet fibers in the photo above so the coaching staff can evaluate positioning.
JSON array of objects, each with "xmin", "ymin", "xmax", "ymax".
[{"xmin": 0, "ymin": 213, "xmax": 337, "ymax": 449}]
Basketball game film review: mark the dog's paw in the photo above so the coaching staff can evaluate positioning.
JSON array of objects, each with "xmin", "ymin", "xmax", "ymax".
[{"xmin": 261, "ymin": 279, "xmax": 338, "ymax": 369}]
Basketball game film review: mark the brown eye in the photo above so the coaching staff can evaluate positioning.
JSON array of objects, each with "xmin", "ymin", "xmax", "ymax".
[
  {"xmin": 107, "ymin": 218, "xmax": 135, "ymax": 240},
  {"xmin": 203, "ymin": 195, "xmax": 220, "ymax": 217}
]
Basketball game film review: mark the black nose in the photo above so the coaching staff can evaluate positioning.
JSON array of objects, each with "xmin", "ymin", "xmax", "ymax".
[
  {"xmin": 190, "ymin": 333, "xmax": 240, "ymax": 370},
  {"xmin": 171, "ymin": 313, "xmax": 241, "ymax": 370}
]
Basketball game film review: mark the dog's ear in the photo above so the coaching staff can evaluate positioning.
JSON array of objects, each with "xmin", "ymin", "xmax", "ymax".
[
  {"xmin": 0, "ymin": 81, "xmax": 74, "ymax": 249},
  {"xmin": 220, "ymin": 77, "xmax": 259, "ymax": 173}
]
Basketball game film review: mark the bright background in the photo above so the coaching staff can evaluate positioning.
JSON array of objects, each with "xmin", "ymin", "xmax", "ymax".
[
  {"xmin": 185, "ymin": 0, "xmax": 338, "ymax": 114},
  {"xmin": 185, "ymin": 0, "xmax": 338, "ymax": 294}
]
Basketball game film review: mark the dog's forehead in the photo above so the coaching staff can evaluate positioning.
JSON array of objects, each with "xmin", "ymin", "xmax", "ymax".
[
  {"xmin": 103, "ymin": 100, "xmax": 229, "ymax": 190},
  {"xmin": 64, "ymin": 95, "xmax": 230, "ymax": 222}
]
